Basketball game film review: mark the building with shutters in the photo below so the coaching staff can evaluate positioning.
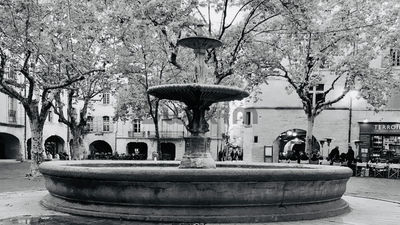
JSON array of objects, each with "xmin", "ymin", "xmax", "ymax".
[
  {"xmin": 230, "ymin": 49, "xmax": 400, "ymax": 163},
  {"xmin": 0, "ymin": 74, "xmax": 226, "ymax": 161},
  {"xmin": 0, "ymin": 66, "xmax": 71, "ymax": 160}
]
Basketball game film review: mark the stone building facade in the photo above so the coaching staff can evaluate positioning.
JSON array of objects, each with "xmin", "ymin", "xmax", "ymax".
[
  {"xmin": 232, "ymin": 51, "xmax": 400, "ymax": 163},
  {"xmin": 0, "ymin": 84, "xmax": 225, "ymax": 161}
]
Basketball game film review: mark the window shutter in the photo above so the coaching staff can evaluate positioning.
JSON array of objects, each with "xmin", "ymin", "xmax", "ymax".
[
  {"xmin": 381, "ymin": 48, "xmax": 390, "ymax": 67},
  {"xmin": 94, "ymin": 116, "xmax": 101, "ymax": 132},
  {"xmin": 109, "ymin": 119, "xmax": 114, "ymax": 132}
]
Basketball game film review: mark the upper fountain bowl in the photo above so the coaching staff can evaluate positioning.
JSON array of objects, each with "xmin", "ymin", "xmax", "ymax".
[
  {"xmin": 177, "ymin": 36, "xmax": 222, "ymax": 49},
  {"xmin": 147, "ymin": 83, "xmax": 249, "ymax": 105}
]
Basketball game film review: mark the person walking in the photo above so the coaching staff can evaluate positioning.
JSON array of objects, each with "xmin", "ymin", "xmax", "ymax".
[
  {"xmin": 347, "ymin": 146, "xmax": 355, "ymax": 166},
  {"xmin": 347, "ymin": 146, "xmax": 355, "ymax": 175},
  {"xmin": 329, "ymin": 146, "xmax": 340, "ymax": 165}
]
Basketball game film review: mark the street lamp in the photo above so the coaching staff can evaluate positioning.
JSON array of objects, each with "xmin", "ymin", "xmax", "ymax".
[{"xmin": 348, "ymin": 91, "xmax": 359, "ymax": 146}]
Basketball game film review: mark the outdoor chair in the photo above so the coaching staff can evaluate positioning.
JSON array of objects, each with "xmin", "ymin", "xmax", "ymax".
[
  {"xmin": 355, "ymin": 162, "xmax": 367, "ymax": 177},
  {"xmin": 373, "ymin": 163, "xmax": 388, "ymax": 178},
  {"xmin": 388, "ymin": 164, "xmax": 400, "ymax": 179}
]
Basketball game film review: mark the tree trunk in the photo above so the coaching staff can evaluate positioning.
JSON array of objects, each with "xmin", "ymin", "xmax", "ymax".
[
  {"xmin": 149, "ymin": 99, "xmax": 161, "ymax": 160},
  {"xmin": 153, "ymin": 116, "xmax": 161, "ymax": 160},
  {"xmin": 70, "ymin": 128, "xmax": 86, "ymax": 160},
  {"xmin": 29, "ymin": 119, "xmax": 44, "ymax": 177},
  {"xmin": 305, "ymin": 115, "xmax": 315, "ymax": 157}
]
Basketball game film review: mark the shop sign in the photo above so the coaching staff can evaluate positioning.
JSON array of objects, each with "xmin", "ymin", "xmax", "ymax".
[{"xmin": 359, "ymin": 122, "xmax": 400, "ymax": 134}]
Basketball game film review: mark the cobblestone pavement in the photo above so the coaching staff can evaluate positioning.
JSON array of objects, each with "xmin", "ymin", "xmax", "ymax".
[
  {"xmin": 0, "ymin": 160, "xmax": 45, "ymax": 193},
  {"xmin": 346, "ymin": 176, "xmax": 400, "ymax": 203}
]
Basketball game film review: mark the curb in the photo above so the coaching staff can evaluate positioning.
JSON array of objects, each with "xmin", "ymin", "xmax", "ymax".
[{"xmin": 344, "ymin": 194, "xmax": 400, "ymax": 205}]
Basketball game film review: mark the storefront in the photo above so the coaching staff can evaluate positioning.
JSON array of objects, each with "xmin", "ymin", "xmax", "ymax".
[{"xmin": 359, "ymin": 122, "xmax": 400, "ymax": 163}]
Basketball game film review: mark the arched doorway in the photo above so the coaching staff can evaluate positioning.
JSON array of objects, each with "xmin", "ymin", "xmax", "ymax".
[
  {"xmin": 44, "ymin": 135, "xmax": 65, "ymax": 158},
  {"xmin": 127, "ymin": 142, "xmax": 148, "ymax": 160},
  {"xmin": 275, "ymin": 129, "xmax": 320, "ymax": 161},
  {"xmin": 160, "ymin": 143, "xmax": 176, "ymax": 160},
  {"xmin": 89, "ymin": 140, "xmax": 112, "ymax": 159},
  {"xmin": 0, "ymin": 133, "xmax": 20, "ymax": 159}
]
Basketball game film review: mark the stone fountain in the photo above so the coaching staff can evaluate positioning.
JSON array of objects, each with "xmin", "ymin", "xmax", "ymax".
[
  {"xmin": 39, "ymin": 34, "xmax": 352, "ymax": 223},
  {"xmin": 147, "ymin": 36, "xmax": 248, "ymax": 169}
]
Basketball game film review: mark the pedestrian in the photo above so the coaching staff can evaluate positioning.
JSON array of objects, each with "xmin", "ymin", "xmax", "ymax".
[
  {"xmin": 218, "ymin": 150, "xmax": 224, "ymax": 161},
  {"xmin": 329, "ymin": 146, "xmax": 340, "ymax": 165},
  {"xmin": 152, "ymin": 151, "xmax": 158, "ymax": 161},
  {"xmin": 238, "ymin": 150, "xmax": 243, "ymax": 161},
  {"xmin": 234, "ymin": 150, "xmax": 239, "ymax": 161},
  {"xmin": 295, "ymin": 150, "xmax": 301, "ymax": 164},
  {"xmin": 347, "ymin": 146, "xmax": 355, "ymax": 171}
]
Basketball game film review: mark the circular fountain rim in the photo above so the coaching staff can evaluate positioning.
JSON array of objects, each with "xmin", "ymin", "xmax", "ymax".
[{"xmin": 39, "ymin": 160, "xmax": 352, "ymax": 182}]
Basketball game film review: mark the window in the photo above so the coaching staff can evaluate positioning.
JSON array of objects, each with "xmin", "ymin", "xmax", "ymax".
[
  {"xmin": 103, "ymin": 116, "xmax": 110, "ymax": 131},
  {"xmin": 48, "ymin": 111, "xmax": 53, "ymax": 122},
  {"xmin": 254, "ymin": 136, "xmax": 258, "ymax": 143},
  {"xmin": 245, "ymin": 112, "xmax": 251, "ymax": 125},
  {"xmin": 8, "ymin": 97, "xmax": 17, "ymax": 123},
  {"xmin": 390, "ymin": 49, "xmax": 400, "ymax": 66},
  {"xmin": 308, "ymin": 84, "xmax": 325, "ymax": 104},
  {"xmin": 133, "ymin": 119, "xmax": 141, "ymax": 133},
  {"xmin": 103, "ymin": 93, "xmax": 110, "ymax": 104},
  {"xmin": 8, "ymin": 66, "xmax": 16, "ymax": 80},
  {"xmin": 87, "ymin": 116, "xmax": 93, "ymax": 132}
]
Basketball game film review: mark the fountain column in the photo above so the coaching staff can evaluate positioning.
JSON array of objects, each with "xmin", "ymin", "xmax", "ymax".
[
  {"xmin": 181, "ymin": 103, "xmax": 215, "ymax": 168},
  {"xmin": 178, "ymin": 37, "xmax": 218, "ymax": 168}
]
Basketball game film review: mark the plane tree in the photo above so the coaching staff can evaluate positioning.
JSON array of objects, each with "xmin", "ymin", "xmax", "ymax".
[
  {"xmin": 237, "ymin": 0, "xmax": 400, "ymax": 155},
  {"xmin": 0, "ymin": 0, "xmax": 104, "ymax": 175},
  {"xmin": 49, "ymin": 0, "xmax": 111, "ymax": 160},
  {"xmin": 108, "ymin": 0, "xmax": 196, "ymax": 157}
]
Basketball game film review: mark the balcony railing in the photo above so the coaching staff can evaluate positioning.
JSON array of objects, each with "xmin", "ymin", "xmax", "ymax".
[
  {"xmin": 127, "ymin": 131, "xmax": 185, "ymax": 138},
  {"xmin": 8, "ymin": 110, "xmax": 17, "ymax": 123}
]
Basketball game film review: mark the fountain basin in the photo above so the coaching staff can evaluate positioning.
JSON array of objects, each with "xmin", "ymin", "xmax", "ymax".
[{"xmin": 39, "ymin": 161, "xmax": 351, "ymax": 223}]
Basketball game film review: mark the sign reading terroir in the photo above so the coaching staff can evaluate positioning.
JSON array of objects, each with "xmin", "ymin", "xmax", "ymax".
[{"xmin": 359, "ymin": 122, "xmax": 400, "ymax": 134}]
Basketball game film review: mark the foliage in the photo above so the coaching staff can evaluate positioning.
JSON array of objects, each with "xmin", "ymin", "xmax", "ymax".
[
  {"xmin": 236, "ymin": 0, "xmax": 400, "ymax": 153},
  {"xmin": 0, "ymin": 0, "xmax": 106, "ymax": 172}
]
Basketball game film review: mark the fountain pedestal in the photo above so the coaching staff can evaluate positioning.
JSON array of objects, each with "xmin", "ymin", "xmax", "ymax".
[
  {"xmin": 180, "ymin": 136, "xmax": 215, "ymax": 168},
  {"xmin": 147, "ymin": 84, "xmax": 248, "ymax": 168}
]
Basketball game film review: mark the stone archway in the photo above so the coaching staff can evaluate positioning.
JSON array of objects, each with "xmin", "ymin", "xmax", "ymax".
[
  {"xmin": 127, "ymin": 142, "xmax": 148, "ymax": 160},
  {"xmin": 232, "ymin": 107, "xmax": 244, "ymax": 125},
  {"xmin": 275, "ymin": 129, "xmax": 320, "ymax": 161},
  {"xmin": 89, "ymin": 140, "xmax": 112, "ymax": 159},
  {"xmin": 44, "ymin": 135, "xmax": 65, "ymax": 158},
  {"xmin": 0, "ymin": 133, "xmax": 20, "ymax": 159},
  {"xmin": 160, "ymin": 142, "xmax": 176, "ymax": 160}
]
